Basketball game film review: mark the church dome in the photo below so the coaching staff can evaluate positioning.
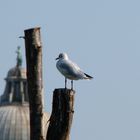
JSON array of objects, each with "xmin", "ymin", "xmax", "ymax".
[
  {"xmin": 0, "ymin": 105, "xmax": 49, "ymax": 140},
  {"xmin": 0, "ymin": 47, "xmax": 50, "ymax": 140}
]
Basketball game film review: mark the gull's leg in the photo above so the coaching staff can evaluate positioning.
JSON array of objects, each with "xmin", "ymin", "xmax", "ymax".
[
  {"xmin": 65, "ymin": 78, "xmax": 67, "ymax": 89},
  {"xmin": 71, "ymin": 80, "xmax": 73, "ymax": 90}
]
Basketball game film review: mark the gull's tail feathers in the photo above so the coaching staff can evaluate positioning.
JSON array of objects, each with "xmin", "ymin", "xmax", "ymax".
[{"xmin": 84, "ymin": 73, "xmax": 93, "ymax": 79}]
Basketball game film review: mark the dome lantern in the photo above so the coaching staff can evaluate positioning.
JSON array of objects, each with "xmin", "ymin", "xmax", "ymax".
[{"xmin": 0, "ymin": 47, "xmax": 28, "ymax": 105}]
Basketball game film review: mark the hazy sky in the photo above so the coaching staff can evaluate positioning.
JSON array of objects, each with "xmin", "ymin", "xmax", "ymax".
[{"xmin": 0, "ymin": 0, "xmax": 140, "ymax": 140}]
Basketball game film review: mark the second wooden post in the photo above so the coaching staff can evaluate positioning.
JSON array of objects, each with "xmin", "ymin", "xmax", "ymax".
[{"xmin": 47, "ymin": 88, "xmax": 75, "ymax": 140}]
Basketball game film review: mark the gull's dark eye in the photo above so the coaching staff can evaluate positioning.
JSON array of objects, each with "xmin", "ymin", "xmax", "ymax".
[{"xmin": 59, "ymin": 54, "xmax": 63, "ymax": 58}]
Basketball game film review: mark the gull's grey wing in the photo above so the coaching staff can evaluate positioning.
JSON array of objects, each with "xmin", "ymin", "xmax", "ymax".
[{"xmin": 56, "ymin": 59, "xmax": 85, "ymax": 80}]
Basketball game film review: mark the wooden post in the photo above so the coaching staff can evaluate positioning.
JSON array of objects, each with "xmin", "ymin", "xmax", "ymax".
[
  {"xmin": 24, "ymin": 27, "xmax": 44, "ymax": 140},
  {"xmin": 46, "ymin": 88, "xmax": 75, "ymax": 140}
]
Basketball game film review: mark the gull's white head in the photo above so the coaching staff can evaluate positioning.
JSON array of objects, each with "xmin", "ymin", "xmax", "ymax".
[{"xmin": 56, "ymin": 53, "xmax": 68, "ymax": 60}]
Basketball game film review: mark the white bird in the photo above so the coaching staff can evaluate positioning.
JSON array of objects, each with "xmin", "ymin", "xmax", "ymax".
[{"xmin": 56, "ymin": 53, "xmax": 93, "ymax": 89}]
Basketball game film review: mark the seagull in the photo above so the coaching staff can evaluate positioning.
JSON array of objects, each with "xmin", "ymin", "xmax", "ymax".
[{"xmin": 56, "ymin": 53, "xmax": 93, "ymax": 89}]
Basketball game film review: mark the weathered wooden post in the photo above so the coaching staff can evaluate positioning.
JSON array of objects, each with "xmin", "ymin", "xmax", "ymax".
[
  {"xmin": 24, "ymin": 27, "xmax": 44, "ymax": 140},
  {"xmin": 46, "ymin": 88, "xmax": 75, "ymax": 140}
]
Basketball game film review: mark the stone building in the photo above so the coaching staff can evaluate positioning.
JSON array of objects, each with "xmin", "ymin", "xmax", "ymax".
[{"xmin": 0, "ymin": 47, "xmax": 49, "ymax": 140}]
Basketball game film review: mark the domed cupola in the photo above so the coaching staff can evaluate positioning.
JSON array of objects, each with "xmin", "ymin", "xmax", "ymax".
[
  {"xmin": 0, "ymin": 46, "xmax": 28, "ymax": 105},
  {"xmin": 0, "ymin": 47, "xmax": 49, "ymax": 140}
]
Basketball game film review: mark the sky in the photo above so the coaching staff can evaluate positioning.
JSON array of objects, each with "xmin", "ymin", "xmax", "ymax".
[{"xmin": 0, "ymin": 0, "xmax": 140, "ymax": 140}]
